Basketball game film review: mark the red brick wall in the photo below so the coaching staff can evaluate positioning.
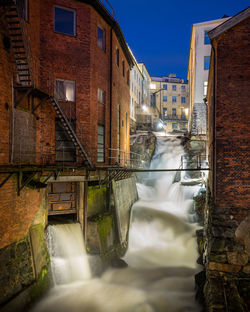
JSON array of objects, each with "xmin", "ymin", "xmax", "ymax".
[
  {"xmin": 0, "ymin": 175, "xmax": 44, "ymax": 249},
  {"xmin": 212, "ymin": 18, "xmax": 250, "ymax": 220}
]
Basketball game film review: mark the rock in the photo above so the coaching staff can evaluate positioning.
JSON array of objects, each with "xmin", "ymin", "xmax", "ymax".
[
  {"xmin": 195, "ymin": 270, "xmax": 206, "ymax": 304},
  {"xmin": 209, "ymin": 253, "xmax": 227, "ymax": 263},
  {"xmin": 227, "ymin": 251, "xmax": 248, "ymax": 266},
  {"xmin": 110, "ymin": 258, "xmax": 128, "ymax": 268},
  {"xmin": 208, "ymin": 262, "xmax": 241, "ymax": 273}
]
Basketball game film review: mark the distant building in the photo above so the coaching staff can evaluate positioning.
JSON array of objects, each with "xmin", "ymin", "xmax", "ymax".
[
  {"xmin": 187, "ymin": 17, "xmax": 229, "ymax": 135},
  {"xmin": 150, "ymin": 74, "xmax": 189, "ymax": 132},
  {"xmin": 129, "ymin": 51, "xmax": 144, "ymax": 133},
  {"xmin": 205, "ymin": 8, "xmax": 250, "ymax": 310},
  {"xmin": 136, "ymin": 63, "xmax": 152, "ymax": 130}
]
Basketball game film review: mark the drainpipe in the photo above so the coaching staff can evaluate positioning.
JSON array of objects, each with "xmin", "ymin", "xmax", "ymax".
[{"xmin": 211, "ymin": 43, "xmax": 216, "ymax": 201}]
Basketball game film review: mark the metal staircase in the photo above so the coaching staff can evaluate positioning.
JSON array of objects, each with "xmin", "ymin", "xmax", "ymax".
[
  {"xmin": 5, "ymin": 3, "xmax": 32, "ymax": 86},
  {"xmin": 50, "ymin": 97, "xmax": 93, "ymax": 168}
]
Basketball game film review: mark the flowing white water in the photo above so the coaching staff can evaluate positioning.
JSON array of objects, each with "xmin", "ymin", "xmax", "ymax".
[{"xmin": 33, "ymin": 136, "xmax": 202, "ymax": 312}]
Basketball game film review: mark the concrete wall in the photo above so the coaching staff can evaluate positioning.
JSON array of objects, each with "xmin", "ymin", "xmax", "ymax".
[{"xmin": 112, "ymin": 177, "xmax": 138, "ymax": 244}]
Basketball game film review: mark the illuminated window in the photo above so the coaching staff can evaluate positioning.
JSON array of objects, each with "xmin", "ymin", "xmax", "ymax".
[
  {"xmin": 204, "ymin": 31, "xmax": 210, "ymax": 44},
  {"xmin": 97, "ymin": 88, "xmax": 105, "ymax": 104},
  {"xmin": 55, "ymin": 79, "xmax": 75, "ymax": 101},
  {"xmin": 54, "ymin": 6, "xmax": 76, "ymax": 36},
  {"xmin": 204, "ymin": 56, "xmax": 210, "ymax": 70},
  {"xmin": 163, "ymin": 107, "xmax": 167, "ymax": 117},
  {"xmin": 97, "ymin": 26, "xmax": 105, "ymax": 51},
  {"xmin": 172, "ymin": 123, "xmax": 178, "ymax": 129},
  {"xmin": 203, "ymin": 81, "xmax": 208, "ymax": 97}
]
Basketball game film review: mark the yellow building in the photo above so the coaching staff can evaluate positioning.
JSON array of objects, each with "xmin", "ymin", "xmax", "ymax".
[{"xmin": 150, "ymin": 75, "xmax": 189, "ymax": 132}]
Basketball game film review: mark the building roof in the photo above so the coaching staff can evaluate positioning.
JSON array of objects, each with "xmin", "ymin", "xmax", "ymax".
[
  {"xmin": 208, "ymin": 7, "xmax": 250, "ymax": 40},
  {"xmin": 78, "ymin": 0, "xmax": 135, "ymax": 68},
  {"xmin": 192, "ymin": 17, "xmax": 230, "ymax": 27}
]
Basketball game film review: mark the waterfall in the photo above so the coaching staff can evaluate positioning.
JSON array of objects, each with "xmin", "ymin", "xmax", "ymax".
[
  {"xmin": 33, "ymin": 136, "xmax": 202, "ymax": 312},
  {"xmin": 47, "ymin": 223, "xmax": 91, "ymax": 285}
]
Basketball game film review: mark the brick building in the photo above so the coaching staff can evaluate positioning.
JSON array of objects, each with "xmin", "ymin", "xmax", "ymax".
[
  {"xmin": 204, "ymin": 8, "xmax": 250, "ymax": 310},
  {"xmin": 0, "ymin": 0, "xmax": 134, "ymax": 308}
]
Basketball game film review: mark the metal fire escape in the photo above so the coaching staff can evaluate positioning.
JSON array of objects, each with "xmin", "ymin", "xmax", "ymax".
[{"xmin": 2, "ymin": 0, "xmax": 93, "ymax": 169}]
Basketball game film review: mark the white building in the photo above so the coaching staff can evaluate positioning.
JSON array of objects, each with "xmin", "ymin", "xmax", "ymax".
[{"xmin": 187, "ymin": 17, "xmax": 229, "ymax": 135}]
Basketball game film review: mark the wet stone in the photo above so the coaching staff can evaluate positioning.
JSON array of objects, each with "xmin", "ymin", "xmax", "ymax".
[{"xmin": 227, "ymin": 251, "xmax": 248, "ymax": 266}]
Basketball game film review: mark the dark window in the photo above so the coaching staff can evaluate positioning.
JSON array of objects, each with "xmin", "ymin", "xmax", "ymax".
[
  {"xmin": 97, "ymin": 125, "xmax": 105, "ymax": 162},
  {"xmin": 172, "ymin": 123, "xmax": 178, "ymax": 129},
  {"xmin": 163, "ymin": 84, "xmax": 167, "ymax": 90},
  {"xmin": 181, "ymin": 85, "xmax": 186, "ymax": 92},
  {"xmin": 97, "ymin": 26, "xmax": 105, "ymax": 51},
  {"xmin": 204, "ymin": 31, "xmax": 210, "ymax": 44},
  {"xmin": 172, "ymin": 108, "xmax": 176, "ymax": 116},
  {"xmin": 204, "ymin": 56, "xmax": 210, "ymax": 70},
  {"xmin": 181, "ymin": 97, "xmax": 186, "ymax": 103},
  {"xmin": 55, "ymin": 79, "xmax": 75, "ymax": 102},
  {"xmin": 115, "ymin": 48, "xmax": 119, "ymax": 67},
  {"xmin": 54, "ymin": 6, "xmax": 76, "ymax": 36},
  {"xmin": 122, "ymin": 60, "xmax": 125, "ymax": 77},
  {"xmin": 163, "ymin": 95, "xmax": 167, "ymax": 102},
  {"xmin": 55, "ymin": 118, "xmax": 76, "ymax": 162},
  {"xmin": 172, "ymin": 96, "xmax": 177, "ymax": 103},
  {"xmin": 172, "ymin": 85, "xmax": 177, "ymax": 91},
  {"xmin": 16, "ymin": 0, "xmax": 28, "ymax": 21},
  {"xmin": 126, "ymin": 70, "xmax": 129, "ymax": 85}
]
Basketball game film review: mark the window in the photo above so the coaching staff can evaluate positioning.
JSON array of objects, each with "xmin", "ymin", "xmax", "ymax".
[
  {"xmin": 16, "ymin": 0, "xmax": 28, "ymax": 21},
  {"xmin": 163, "ymin": 84, "xmax": 167, "ymax": 90},
  {"xmin": 97, "ymin": 26, "xmax": 105, "ymax": 51},
  {"xmin": 204, "ymin": 31, "xmax": 210, "ymax": 44},
  {"xmin": 172, "ymin": 108, "xmax": 176, "ymax": 116},
  {"xmin": 163, "ymin": 107, "xmax": 167, "ymax": 118},
  {"xmin": 115, "ymin": 48, "xmax": 119, "ymax": 67},
  {"xmin": 181, "ymin": 85, "xmax": 186, "ymax": 92},
  {"xmin": 55, "ymin": 79, "xmax": 75, "ymax": 101},
  {"xmin": 54, "ymin": 6, "xmax": 76, "ymax": 36},
  {"xmin": 97, "ymin": 88, "xmax": 105, "ymax": 104},
  {"xmin": 122, "ymin": 60, "xmax": 125, "ymax": 77},
  {"xmin": 172, "ymin": 96, "xmax": 176, "ymax": 103},
  {"xmin": 97, "ymin": 125, "xmax": 105, "ymax": 162},
  {"xmin": 203, "ymin": 81, "xmax": 208, "ymax": 97},
  {"xmin": 181, "ymin": 97, "xmax": 186, "ymax": 103},
  {"xmin": 126, "ymin": 70, "xmax": 129, "ymax": 85},
  {"xmin": 172, "ymin": 123, "xmax": 178, "ymax": 129},
  {"xmin": 181, "ymin": 108, "xmax": 186, "ymax": 119},
  {"xmin": 172, "ymin": 85, "xmax": 177, "ymax": 91},
  {"xmin": 204, "ymin": 56, "xmax": 210, "ymax": 70},
  {"xmin": 55, "ymin": 118, "xmax": 76, "ymax": 162},
  {"xmin": 163, "ymin": 96, "xmax": 167, "ymax": 102}
]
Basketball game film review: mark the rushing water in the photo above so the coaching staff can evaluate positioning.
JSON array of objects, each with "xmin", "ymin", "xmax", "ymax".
[{"xmin": 33, "ymin": 136, "xmax": 202, "ymax": 312}]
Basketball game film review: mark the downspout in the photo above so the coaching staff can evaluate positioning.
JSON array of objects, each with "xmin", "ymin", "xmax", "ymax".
[{"xmin": 212, "ymin": 43, "xmax": 216, "ymax": 200}]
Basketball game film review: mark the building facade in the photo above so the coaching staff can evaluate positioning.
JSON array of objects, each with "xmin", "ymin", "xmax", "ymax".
[
  {"xmin": 205, "ymin": 8, "xmax": 250, "ymax": 310},
  {"xmin": 187, "ymin": 17, "xmax": 229, "ymax": 135},
  {"xmin": 150, "ymin": 75, "xmax": 189, "ymax": 132},
  {"xmin": 136, "ymin": 63, "xmax": 152, "ymax": 129},
  {"xmin": 129, "ymin": 51, "xmax": 143, "ymax": 134}
]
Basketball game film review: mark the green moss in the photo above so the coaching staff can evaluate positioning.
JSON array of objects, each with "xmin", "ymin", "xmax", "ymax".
[
  {"xmin": 97, "ymin": 214, "xmax": 113, "ymax": 250},
  {"xmin": 87, "ymin": 186, "xmax": 107, "ymax": 217},
  {"xmin": 29, "ymin": 265, "xmax": 50, "ymax": 302}
]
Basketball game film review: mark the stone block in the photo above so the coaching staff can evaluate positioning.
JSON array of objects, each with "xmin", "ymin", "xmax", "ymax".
[
  {"xmin": 227, "ymin": 251, "xmax": 248, "ymax": 266},
  {"xmin": 208, "ymin": 262, "xmax": 241, "ymax": 273}
]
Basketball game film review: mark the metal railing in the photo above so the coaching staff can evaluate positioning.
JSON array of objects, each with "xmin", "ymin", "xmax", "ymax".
[
  {"xmin": 98, "ymin": 0, "xmax": 118, "ymax": 21},
  {"xmin": 180, "ymin": 154, "xmax": 208, "ymax": 170},
  {"xmin": 163, "ymin": 115, "xmax": 188, "ymax": 121}
]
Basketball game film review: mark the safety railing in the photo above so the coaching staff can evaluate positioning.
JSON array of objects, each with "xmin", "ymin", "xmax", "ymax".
[
  {"xmin": 98, "ymin": 0, "xmax": 118, "ymax": 21},
  {"xmin": 180, "ymin": 154, "xmax": 208, "ymax": 170}
]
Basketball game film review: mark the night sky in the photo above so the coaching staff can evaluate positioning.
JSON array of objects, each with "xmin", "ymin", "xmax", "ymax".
[{"xmin": 108, "ymin": 0, "xmax": 249, "ymax": 79}]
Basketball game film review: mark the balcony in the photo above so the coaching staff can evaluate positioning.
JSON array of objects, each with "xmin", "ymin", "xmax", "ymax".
[{"xmin": 163, "ymin": 115, "xmax": 188, "ymax": 122}]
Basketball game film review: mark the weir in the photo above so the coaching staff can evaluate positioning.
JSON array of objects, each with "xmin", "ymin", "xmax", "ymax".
[{"xmin": 33, "ymin": 136, "xmax": 203, "ymax": 312}]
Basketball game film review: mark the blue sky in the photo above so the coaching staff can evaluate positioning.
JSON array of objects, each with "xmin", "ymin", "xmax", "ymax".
[{"xmin": 109, "ymin": 0, "xmax": 249, "ymax": 79}]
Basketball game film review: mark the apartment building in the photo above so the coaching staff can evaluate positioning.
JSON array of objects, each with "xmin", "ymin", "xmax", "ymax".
[
  {"xmin": 187, "ymin": 16, "xmax": 229, "ymax": 135},
  {"xmin": 150, "ymin": 74, "xmax": 189, "ymax": 132},
  {"xmin": 129, "ymin": 52, "xmax": 143, "ymax": 133}
]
